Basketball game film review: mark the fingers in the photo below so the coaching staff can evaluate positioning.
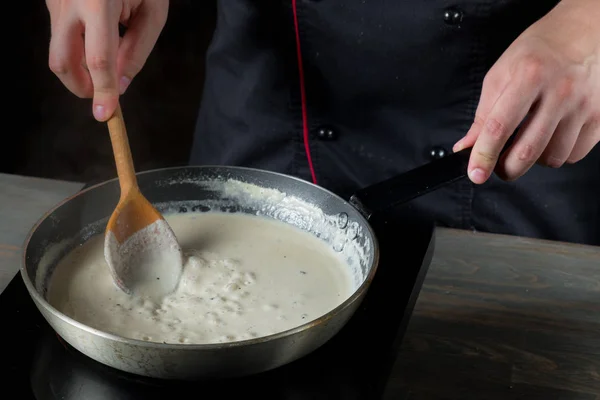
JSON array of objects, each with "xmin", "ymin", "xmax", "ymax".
[
  {"xmin": 48, "ymin": 16, "xmax": 93, "ymax": 98},
  {"xmin": 568, "ymin": 116, "xmax": 600, "ymax": 163},
  {"xmin": 453, "ymin": 74, "xmax": 509, "ymax": 153},
  {"xmin": 117, "ymin": 2, "xmax": 169, "ymax": 94},
  {"xmin": 496, "ymin": 96, "xmax": 561, "ymax": 180},
  {"xmin": 467, "ymin": 60, "xmax": 543, "ymax": 184},
  {"xmin": 537, "ymin": 113, "xmax": 585, "ymax": 168},
  {"xmin": 46, "ymin": 1, "xmax": 166, "ymax": 122},
  {"xmin": 83, "ymin": 3, "xmax": 122, "ymax": 121}
]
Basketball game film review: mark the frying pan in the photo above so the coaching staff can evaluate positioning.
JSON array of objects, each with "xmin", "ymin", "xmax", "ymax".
[{"xmin": 20, "ymin": 147, "xmax": 472, "ymax": 380}]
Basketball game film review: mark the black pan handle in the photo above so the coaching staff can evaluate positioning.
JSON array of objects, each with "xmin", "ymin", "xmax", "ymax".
[
  {"xmin": 349, "ymin": 136, "xmax": 516, "ymax": 220},
  {"xmin": 349, "ymin": 148, "xmax": 472, "ymax": 220}
]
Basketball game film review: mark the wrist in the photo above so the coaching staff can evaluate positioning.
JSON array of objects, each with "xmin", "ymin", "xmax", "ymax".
[{"xmin": 541, "ymin": 0, "xmax": 600, "ymax": 60}]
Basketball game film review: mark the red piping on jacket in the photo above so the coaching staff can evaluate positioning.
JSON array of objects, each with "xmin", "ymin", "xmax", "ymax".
[{"xmin": 292, "ymin": 0, "xmax": 318, "ymax": 185}]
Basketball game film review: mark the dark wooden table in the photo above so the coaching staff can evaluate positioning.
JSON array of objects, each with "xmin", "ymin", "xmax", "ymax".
[
  {"xmin": 1, "ymin": 173, "xmax": 599, "ymax": 399},
  {"xmin": 386, "ymin": 230, "xmax": 600, "ymax": 399}
]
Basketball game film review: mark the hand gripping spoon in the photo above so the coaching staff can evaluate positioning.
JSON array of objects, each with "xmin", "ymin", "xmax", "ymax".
[{"xmin": 104, "ymin": 103, "xmax": 183, "ymax": 299}]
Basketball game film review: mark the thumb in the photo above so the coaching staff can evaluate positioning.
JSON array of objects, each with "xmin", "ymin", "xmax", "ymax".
[{"xmin": 453, "ymin": 116, "xmax": 484, "ymax": 153}]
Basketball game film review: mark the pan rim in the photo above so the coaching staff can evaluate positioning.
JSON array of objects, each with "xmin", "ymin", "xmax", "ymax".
[{"xmin": 20, "ymin": 165, "xmax": 380, "ymax": 351}]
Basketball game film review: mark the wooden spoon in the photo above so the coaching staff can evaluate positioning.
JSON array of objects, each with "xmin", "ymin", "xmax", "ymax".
[{"xmin": 104, "ymin": 103, "xmax": 183, "ymax": 299}]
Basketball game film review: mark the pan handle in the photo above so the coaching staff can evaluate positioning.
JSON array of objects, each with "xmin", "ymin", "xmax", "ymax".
[
  {"xmin": 349, "ymin": 148, "xmax": 472, "ymax": 220},
  {"xmin": 349, "ymin": 134, "xmax": 517, "ymax": 220}
]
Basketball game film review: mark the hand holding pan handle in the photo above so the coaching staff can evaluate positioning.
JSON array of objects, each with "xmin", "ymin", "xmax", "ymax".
[{"xmin": 349, "ymin": 139, "xmax": 514, "ymax": 220}]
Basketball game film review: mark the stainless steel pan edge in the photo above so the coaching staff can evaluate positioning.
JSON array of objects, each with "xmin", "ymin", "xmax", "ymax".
[{"xmin": 20, "ymin": 166, "xmax": 380, "ymax": 379}]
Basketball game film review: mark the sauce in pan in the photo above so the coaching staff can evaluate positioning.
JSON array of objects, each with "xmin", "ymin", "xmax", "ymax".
[{"xmin": 47, "ymin": 212, "xmax": 354, "ymax": 344}]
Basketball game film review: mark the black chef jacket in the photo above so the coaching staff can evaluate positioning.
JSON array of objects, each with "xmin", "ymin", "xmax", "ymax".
[{"xmin": 189, "ymin": 0, "xmax": 600, "ymax": 246}]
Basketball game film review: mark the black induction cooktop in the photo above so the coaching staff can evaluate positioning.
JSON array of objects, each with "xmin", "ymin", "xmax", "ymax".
[{"xmin": 2, "ymin": 205, "xmax": 435, "ymax": 400}]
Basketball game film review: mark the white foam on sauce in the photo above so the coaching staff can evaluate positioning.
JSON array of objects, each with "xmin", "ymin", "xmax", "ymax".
[
  {"xmin": 156, "ymin": 177, "xmax": 372, "ymax": 288},
  {"xmin": 47, "ymin": 212, "xmax": 357, "ymax": 344}
]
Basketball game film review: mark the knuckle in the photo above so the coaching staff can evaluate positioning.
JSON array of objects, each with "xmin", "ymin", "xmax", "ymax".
[
  {"xmin": 584, "ymin": 114, "xmax": 600, "ymax": 138},
  {"xmin": 482, "ymin": 71, "xmax": 499, "ymax": 91},
  {"xmin": 473, "ymin": 114, "xmax": 486, "ymax": 126},
  {"xmin": 590, "ymin": 111, "xmax": 600, "ymax": 127},
  {"xmin": 484, "ymin": 118, "xmax": 509, "ymax": 140},
  {"xmin": 469, "ymin": 114, "xmax": 486, "ymax": 132},
  {"xmin": 93, "ymin": 86, "xmax": 119, "ymax": 96},
  {"xmin": 520, "ymin": 54, "xmax": 546, "ymax": 85},
  {"xmin": 517, "ymin": 144, "xmax": 536, "ymax": 163},
  {"xmin": 87, "ymin": 55, "xmax": 111, "ymax": 72},
  {"xmin": 541, "ymin": 154, "xmax": 565, "ymax": 168},
  {"xmin": 482, "ymin": 73, "xmax": 493, "ymax": 87},
  {"xmin": 475, "ymin": 149, "xmax": 497, "ymax": 163},
  {"xmin": 533, "ymin": 125, "xmax": 552, "ymax": 142},
  {"xmin": 48, "ymin": 55, "xmax": 69, "ymax": 75},
  {"xmin": 578, "ymin": 93, "xmax": 591, "ymax": 112},
  {"xmin": 555, "ymin": 75, "xmax": 576, "ymax": 101}
]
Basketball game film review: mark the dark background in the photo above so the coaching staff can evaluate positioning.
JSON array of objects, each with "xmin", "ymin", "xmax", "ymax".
[{"xmin": 8, "ymin": 1, "xmax": 217, "ymax": 184}]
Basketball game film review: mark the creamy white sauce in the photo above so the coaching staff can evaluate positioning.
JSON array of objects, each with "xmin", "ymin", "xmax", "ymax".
[{"xmin": 47, "ymin": 212, "xmax": 355, "ymax": 344}]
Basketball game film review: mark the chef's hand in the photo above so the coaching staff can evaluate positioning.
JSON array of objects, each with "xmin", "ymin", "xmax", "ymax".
[
  {"xmin": 46, "ymin": 0, "xmax": 169, "ymax": 121},
  {"xmin": 453, "ymin": 0, "xmax": 600, "ymax": 184}
]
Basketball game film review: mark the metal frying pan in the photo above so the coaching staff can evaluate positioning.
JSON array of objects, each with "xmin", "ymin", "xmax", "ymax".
[{"xmin": 20, "ymin": 148, "xmax": 472, "ymax": 380}]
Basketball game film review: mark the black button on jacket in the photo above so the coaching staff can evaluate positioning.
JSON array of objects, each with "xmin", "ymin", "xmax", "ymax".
[{"xmin": 189, "ymin": 0, "xmax": 600, "ymax": 246}]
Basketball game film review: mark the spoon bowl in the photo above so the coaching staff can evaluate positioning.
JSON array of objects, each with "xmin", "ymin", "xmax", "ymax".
[{"xmin": 104, "ymin": 104, "xmax": 183, "ymax": 298}]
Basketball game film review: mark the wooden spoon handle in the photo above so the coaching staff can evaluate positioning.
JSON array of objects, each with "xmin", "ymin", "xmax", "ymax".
[{"xmin": 107, "ymin": 103, "xmax": 138, "ymax": 194}]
